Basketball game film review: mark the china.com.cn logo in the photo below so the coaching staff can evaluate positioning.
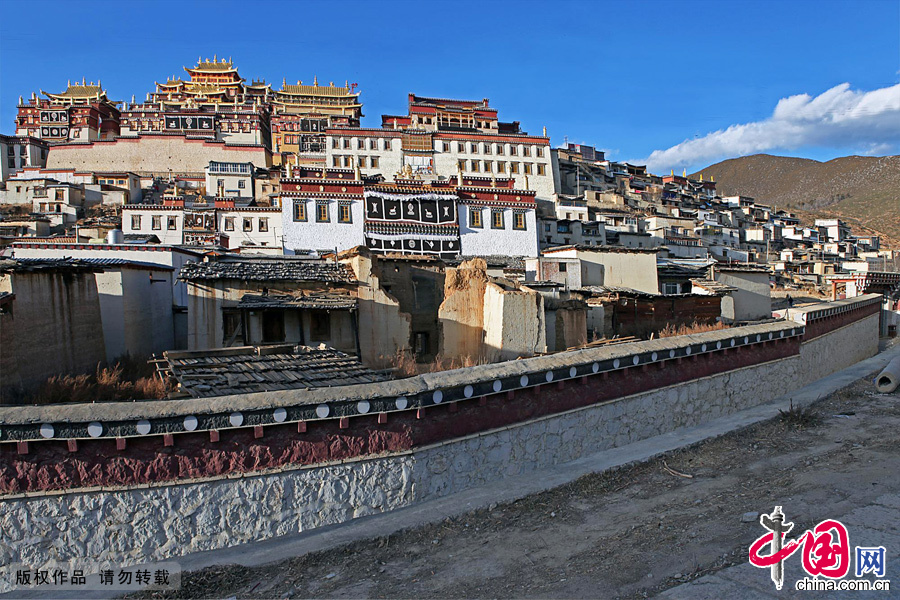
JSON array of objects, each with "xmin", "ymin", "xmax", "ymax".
[{"xmin": 748, "ymin": 506, "xmax": 889, "ymax": 591}]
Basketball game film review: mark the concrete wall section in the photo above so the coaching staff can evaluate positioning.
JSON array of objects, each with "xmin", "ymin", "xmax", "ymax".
[
  {"xmin": 483, "ymin": 282, "xmax": 546, "ymax": 360},
  {"xmin": 344, "ymin": 253, "xmax": 412, "ymax": 366},
  {"xmin": 47, "ymin": 136, "xmax": 271, "ymax": 175},
  {"xmin": 458, "ymin": 205, "xmax": 539, "ymax": 258},
  {"xmin": 715, "ymin": 270, "xmax": 771, "ymax": 322},
  {"xmin": 282, "ymin": 197, "xmax": 364, "ymax": 253},
  {"xmin": 797, "ymin": 313, "xmax": 879, "ymax": 386},
  {"xmin": 0, "ymin": 270, "xmax": 107, "ymax": 395}
]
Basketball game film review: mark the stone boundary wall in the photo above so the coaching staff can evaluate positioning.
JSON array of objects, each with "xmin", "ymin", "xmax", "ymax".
[
  {"xmin": 0, "ymin": 295, "xmax": 882, "ymax": 591},
  {"xmin": 0, "ymin": 354, "xmax": 799, "ymax": 590}
]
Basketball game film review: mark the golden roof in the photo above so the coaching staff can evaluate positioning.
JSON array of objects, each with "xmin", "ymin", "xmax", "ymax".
[
  {"xmin": 44, "ymin": 84, "xmax": 106, "ymax": 100},
  {"xmin": 278, "ymin": 84, "xmax": 355, "ymax": 97},
  {"xmin": 186, "ymin": 57, "xmax": 237, "ymax": 73},
  {"xmin": 183, "ymin": 83, "xmax": 229, "ymax": 95}
]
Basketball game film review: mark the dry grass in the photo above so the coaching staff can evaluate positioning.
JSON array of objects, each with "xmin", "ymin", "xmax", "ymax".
[
  {"xmin": 657, "ymin": 320, "xmax": 729, "ymax": 338},
  {"xmin": 4, "ymin": 355, "xmax": 168, "ymax": 405},
  {"xmin": 386, "ymin": 349, "xmax": 494, "ymax": 377}
]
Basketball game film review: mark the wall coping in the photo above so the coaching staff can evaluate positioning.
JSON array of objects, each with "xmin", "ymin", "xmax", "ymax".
[
  {"xmin": 0, "ymin": 352, "xmax": 802, "ymax": 502},
  {"xmin": 0, "ymin": 320, "xmax": 803, "ymax": 442},
  {"xmin": 783, "ymin": 293, "xmax": 881, "ymax": 324}
]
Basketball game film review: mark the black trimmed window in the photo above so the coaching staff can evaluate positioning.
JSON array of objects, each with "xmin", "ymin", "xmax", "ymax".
[
  {"xmin": 491, "ymin": 209, "xmax": 504, "ymax": 229},
  {"xmin": 513, "ymin": 212, "xmax": 527, "ymax": 230},
  {"xmin": 471, "ymin": 208, "xmax": 483, "ymax": 228},
  {"xmin": 316, "ymin": 201, "xmax": 329, "ymax": 223},
  {"xmin": 293, "ymin": 200, "xmax": 307, "ymax": 222}
]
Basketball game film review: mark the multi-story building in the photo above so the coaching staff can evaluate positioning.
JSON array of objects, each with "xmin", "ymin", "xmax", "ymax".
[
  {"xmin": 15, "ymin": 81, "xmax": 121, "ymax": 142},
  {"xmin": 325, "ymin": 94, "xmax": 554, "ymax": 202},
  {"xmin": 0, "ymin": 135, "xmax": 48, "ymax": 182},
  {"xmin": 39, "ymin": 58, "xmax": 360, "ymax": 177},
  {"xmin": 205, "ymin": 161, "xmax": 254, "ymax": 199},
  {"xmin": 123, "ymin": 198, "xmax": 282, "ymax": 250},
  {"xmin": 279, "ymin": 167, "xmax": 539, "ymax": 258},
  {"xmin": 270, "ymin": 78, "xmax": 362, "ymax": 166}
]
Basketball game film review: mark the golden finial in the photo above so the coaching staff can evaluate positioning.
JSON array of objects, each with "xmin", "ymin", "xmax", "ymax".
[
  {"xmin": 313, "ymin": 76, "xmax": 318, "ymax": 86},
  {"xmin": 682, "ymin": 168, "xmax": 687, "ymax": 177},
  {"xmin": 711, "ymin": 175, "xmax": 715, "ymax": 182},
  {"xmin": 68, "ymin": 79, "xmax": 71, "ymax": 87},
  {"xmin": 283, "ymin": 77, "xmax": 286, "ymax": 87},
  {"xmin": 82, "ymin": 76, "xmax": 86, "ymax": 85},
  {"xmin": 213, "ymin": 53, "xmax": 217, "ymax": 62},
  {"xmin": 329, "ymin": 81, "xmax": 334, "ymax": 87},
  {"xmin": 542, "ymin": 126, "xmax": 547, "ymax": 136},
  {"xmin": 671, "ymin": 169, "xmax": 674, "ymax": 176}
]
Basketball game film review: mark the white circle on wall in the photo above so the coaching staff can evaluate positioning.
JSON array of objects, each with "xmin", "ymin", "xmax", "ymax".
[
  {"xmin": 651, "ymin": 352, "xmax": 658, "ymax": 361},
  {"xmin": 613, "ymin": 358, "xmax": 621, "ymax": 368},
  {"xmin": 316, "ymin": 404, "xmax": 330, "ymax": 418},
  {"xmin": 229, "ymin": 412, "xmax": 243, "ymax": 427},
  {"xmin": 183, "ymin": 416, "xmax": 198, "ymax": 431},
  {"xmin": 730, "ymin": 339, "xmax": 735, "ymax": 347},
  {"xmin": 685, "ymin": 347, "xmax": 692, "ymax": 355},
  {"xmin": 569, "ymin": 366, "xmax": 577, "ymax": 378},
  {"xmin": 592, "ymin": 362, "xmax": 600, "ymax": 373},
  {"xmin": 716, "ymin": 341, "xmax": 722, "ymax": 350},
  {"xmin": 87, "ymin": 422, "xmax": 103, "ymax": 438},
  {"xmin": 464, "ymin": 385, "xmax": 474, "ymax": 398},
  {"xmin": 632, "ymin": 355, "xmax": 640, "ymax": 365},
  {"xmin": 756, "ymin": 335, "xmax": 762, "ymax": 342},
  {"xmin": 520, "ymin": 375, "xmax": 529, "ymax": 387},
  {"xmin": 136, "ymin": 420, "xmax": 151, "ymax": 435},
  {"xmin": 669, "ymin": 349, "xmax": 676, "ymax": 358},
  {"xmin": 780, "ymin": 330, "xmax": 785, "ymax": 338},
  {"xmin": 395, "ymin": 397, "xmax": 408, "ymax": 410},
  {"xmin": 273, "ymin": 407, "xmax": 288, "ymax": 422},
  {"xmin": 40, "ymin": 424, "xmax": 54, "ymax": 439},
  {"xmin": 744, "ymin": 336, "xmax": 749, "ymax": 344},
  {"xmin": 433, "ymin": 390, "xmax": 443, "ymax": 404},
  {"xmin": 768, "ymin": 332, "xmax": 774, "ymax": 340},
  {"xmin": 356, "ymin": 401, "xmax": 370, "ymax": 415},
  {"xmin": 492, "ymin": 380, "xmax": 502, "ymax": 392},
  {"xmin": 545, "ymin": 371, "xmax": 554, "ymax": 382},
  {"xmin": 701, "ymin": 344, "xmax": 707, "ymax": 352}
]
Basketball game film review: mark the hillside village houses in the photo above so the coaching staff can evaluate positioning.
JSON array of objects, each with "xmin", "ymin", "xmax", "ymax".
[{"xmin": 1, "ymin": 57, "xmax": 898, "ymax": 399}]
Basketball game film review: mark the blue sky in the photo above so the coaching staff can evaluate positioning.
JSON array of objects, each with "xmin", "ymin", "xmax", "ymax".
[{"xmin": 1, "ymin": 0, "xmax": 898, "ymax": 173}]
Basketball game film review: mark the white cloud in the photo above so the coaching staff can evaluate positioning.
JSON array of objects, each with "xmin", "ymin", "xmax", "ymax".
[{"xmin": 640, "ymin": 82, "xmax": 900, "ymax": 172}]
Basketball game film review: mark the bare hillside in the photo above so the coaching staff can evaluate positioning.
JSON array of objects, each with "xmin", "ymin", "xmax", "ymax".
[{"xmin": 692, "ymin": 154, "xmax": 900, "ymax": 246}]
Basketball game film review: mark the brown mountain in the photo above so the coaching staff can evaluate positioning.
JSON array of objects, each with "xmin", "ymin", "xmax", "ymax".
[{"xmin": 691, "ymin": 154, "xmax": 900, "ymax": 247}]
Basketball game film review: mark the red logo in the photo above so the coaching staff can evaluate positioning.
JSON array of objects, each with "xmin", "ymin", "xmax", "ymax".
[{"xmin": 749, "ymin": 507, "xmax": 850, "ymax": 589}]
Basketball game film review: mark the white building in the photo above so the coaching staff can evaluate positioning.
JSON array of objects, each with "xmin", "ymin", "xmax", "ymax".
[
  {"xmin": 539, "ymin": 246, "xmax": 660, "ymax": 294},
  {"xmin": 280, "ymin": 167, "xmax": 539, "ymax": 258},
  {"xmin": 205, "ymin": 161, "xmax": 254, "ymax": 199},
  {"xmin": 122, "ymin": 203, "xmax": 283, "ymax": 251},
  {"xmin": 1, "ymin": 135, "xmax": 48, "ymax": 182}
]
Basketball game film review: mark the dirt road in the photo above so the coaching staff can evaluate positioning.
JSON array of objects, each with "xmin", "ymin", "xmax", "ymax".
[{"xmin": 133, "ymin": 376, "xmax": 899, "ymax": 599}]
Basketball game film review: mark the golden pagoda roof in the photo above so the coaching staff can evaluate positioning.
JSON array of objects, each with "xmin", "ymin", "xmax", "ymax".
[
  {"xmin": 43, "ymin": 83, "xmax": 107, "ymax": 100},
  {"xmin": 278, "ymin": 83, "xmax": 356, "ymax": 97},
  {"xmin": 186, "ymin": 57, "xmax": 237, "ymax": 73}
]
